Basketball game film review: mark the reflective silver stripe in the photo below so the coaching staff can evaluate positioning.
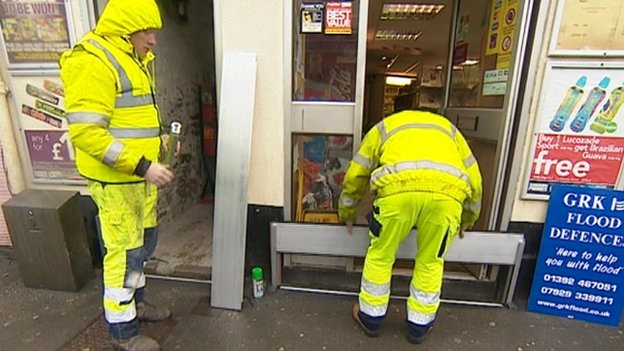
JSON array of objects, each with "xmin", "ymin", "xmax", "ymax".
[
  {"xmin": 115, "ymin": 93, "xmax": 154, "ymax": 108},
  {"xmin": 340, "ymin": 194, "xmax": 359, "ymax": 208},
  {"xmin": 383, "ymin": 123, "xmax": 454, "ymax": 144},
  {"xmin": 376, "ymin": 121, "xmax": 387, "ymax": 141},
  {"xmin": 109, "ymin": 127, "xmax": 160, "ymax": 138},
  {"xmin": 353, "ymin": 153, "xmax": 374, "ymax": 170},
  {"xmin": 371, "ymin": 160, "xmax": 470, "ymax": 185},
  {"xmin": 103, "ymin": 140, "xmax": 124, "ymax": 166},
  {"xmin": 464, "ymin": 154, "xmax": 477, "ymax": 168},
  {"xmin": 361, "ymin": 277, "xmax": 390, "ymax": 296},
  {"xmin": 105, "ymin": 307, "xmax": 137, "ymax": 323},
  {"xmin": 86, "ymin": 39, "xmax": 132, "ymax": 92},
  {"xmin": 407, "ymin": 309, "xmax": 436, "ymax": 325},
  {"xmin": 464, "ymin": 200, "xmax": 482, "ymax": 212},
  {"xmin": 86, "ymin": 39, "xmax": 154, "ymax": 108},
  {"xmin": 137, "ymin": 272, "xmax": 146, "ymax": 289},
  {"xmin": 66, "ymin": 112, "xmax": 110, "ymax": 127},
  {"xmin": 103, "ymin": 288, "xmax": 137, "ymax": 322},
  {"xmin": 358, "ymin": 298, "xmax": 388, "ymax": 317},
  {"xmin": 104, "ymin": 287, "xmax": 134, "ymax": 302},
  {"xmin": 409, "ymin": 284, "xmax": 440, "ymax": 305},
  {"xmin": 450, "ymin": 124, "xmax": 457, "ymax": 139}
]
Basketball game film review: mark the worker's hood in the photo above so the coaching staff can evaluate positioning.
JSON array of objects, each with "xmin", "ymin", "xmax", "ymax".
[{"xmin": 94, "ymin": 0, "xmax": 162, "ymax": 37}]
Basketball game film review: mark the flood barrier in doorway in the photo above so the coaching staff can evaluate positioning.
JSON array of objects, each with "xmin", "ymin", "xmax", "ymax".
[{"xmin": 270, "ymin": 222, "xmax": 525, "ymax": 307}]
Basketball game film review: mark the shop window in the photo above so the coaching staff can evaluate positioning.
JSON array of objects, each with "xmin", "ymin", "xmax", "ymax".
[{"xmin": 292, "ymin": 0, "xmax": 359, "ymax": 102}]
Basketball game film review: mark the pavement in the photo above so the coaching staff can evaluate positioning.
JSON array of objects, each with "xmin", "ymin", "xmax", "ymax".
[{"xmin": 1, "ymin": 247, "xmax": 623, "ymax": 351}]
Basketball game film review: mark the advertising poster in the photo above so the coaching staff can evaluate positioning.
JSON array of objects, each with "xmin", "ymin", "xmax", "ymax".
[
  {"xmin": 11, "ymin": 75, "xmax": 81, "ymax": 182},
  {"xmin": 525, "ymin": 65, "xmax": 624, "ymax": 198},
  {"xmin": 496, "ymin": 0, "xmax": 518, "ymax": 69},
  {"xmin": 453, "ymin": 15, "xmax": 469, "ymax": 65},
  {"xmin": 485, "ymin": 0, "xmax": 504, "ymax": 56},
  {"xmin": 528, "ymin": 185, "xmax": 624, "ymax": 327},
  {"xmin": 552, "ymin": 0, "xmax": 624, "ymax": 55},
  {"xmin": 292, "ymin": 134, "xmax": 352, "ymax": 223},
  {"xmin": 325, "ymin": 2, "xmax": 352, "ymax": 35},
  {"xmin": 301, "ymin": 33, "xmax": 357, "ymax": 102},
  {"xmin": 0, "ymin": 0, "xmax": 71, "ymax": 66},
  {"xmin": 301, "ymin": 3, "xmax": 323, "ymax": 34}
]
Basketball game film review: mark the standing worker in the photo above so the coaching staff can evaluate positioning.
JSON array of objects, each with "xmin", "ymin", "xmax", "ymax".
[
  {"xmin": 339, "ymin": 110, "xmax": 482, "ymax": 344},
  {"xmin": 60, "ymin": 1, "xmax": 174, "ymax": 350}
]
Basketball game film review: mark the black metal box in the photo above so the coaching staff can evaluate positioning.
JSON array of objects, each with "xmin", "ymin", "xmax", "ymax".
[{"xmin": 1, "ymin": 189, "xmax": 94, "ymax": 291}]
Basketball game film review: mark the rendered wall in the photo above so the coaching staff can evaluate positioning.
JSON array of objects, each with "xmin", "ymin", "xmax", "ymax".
[
  {"xmin": 510, "ymin": 1, "xmax": 562, "ymax": 223},
  {"xmin": 218, "ymin": 0, "xmax": 284, "ymax": 206}
]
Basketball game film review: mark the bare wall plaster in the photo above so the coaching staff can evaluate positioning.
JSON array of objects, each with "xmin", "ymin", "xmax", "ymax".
[{"xmin": 154, "ymin": 0, "xmax": 216, "ymax": 225}]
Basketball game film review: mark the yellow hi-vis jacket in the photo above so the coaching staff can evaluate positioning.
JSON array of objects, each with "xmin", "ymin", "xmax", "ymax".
[
  {"xmin": 60, "ymin": 0, "xmax": 162, "ymax": 183},
  {"xmin": 339, "ymin": 110, "xmax": 483, "ymax": 229}
]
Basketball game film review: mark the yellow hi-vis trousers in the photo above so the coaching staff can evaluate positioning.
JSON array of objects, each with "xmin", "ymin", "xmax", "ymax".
[
  {"xmin": 88, "ymin": 181, "xmax": 157, "ymax": 333},
  {"xmin": 358, "ymin": 191, "xmax": 462, "ymax": 328}
]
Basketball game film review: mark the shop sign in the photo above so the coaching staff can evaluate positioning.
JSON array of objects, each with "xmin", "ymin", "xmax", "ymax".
[
  {"xmin": 524, "ymin": 64, "xmax": 624, "ymax": 198},
  {"xmin": 496, "ymin": 0, "xmax": 518, "ymax": 69},
  {"xmin": 0, "ymin": 0, "xmax": 72, "ymax": 67},
  {"xmin": 301, "ymin": 3, "xmax": 323, "ymax": 34},
  {"xmin": 485, "ymin": 0, "xmax": 504, "ymax": 56},
  {"xmin": 325, "ymin": 2, "xmax": 352, "ymax": 35},
  {"xmin": 25, "ymin": 129, "xmax": 79, "ymax": 180},
  {"xmin": 452, "ymin": 15, "xmax": 469, "ymax": 65},
  {"xmin": 551, "ymin": 0, "xmax": 624, "ymax": 56},
  {"xmin": 482, "ymin": 68, "xmax": 508, "ymax": 96},
  {"xmin": 528, "ymin": 185, "xmax": 624, "ymax": 327},
  {"xmin": 10, "ymin": 74, "xmax": 81, "ymax": 183}
]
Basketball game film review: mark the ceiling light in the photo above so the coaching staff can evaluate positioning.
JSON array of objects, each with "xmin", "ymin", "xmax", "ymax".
[
  {"xmin": 386, "ymin": 76, "xmax": 413, "ymax": 86},
  {"xmin": 461, "ymin": 59, "xmax": 480, "ymax": 66},
  {"xmin": 380, "ymin": 4, "xmax": 445, "ymax": 20},
  {"xmin": 375, "ymin": 30, "xmax": 422, "ymax": 41}
]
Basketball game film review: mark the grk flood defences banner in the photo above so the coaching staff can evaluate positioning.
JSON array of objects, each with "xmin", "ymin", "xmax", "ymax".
[{"xmin": 528, "ymin": 184, "xmax": 624, "ymax": 326}]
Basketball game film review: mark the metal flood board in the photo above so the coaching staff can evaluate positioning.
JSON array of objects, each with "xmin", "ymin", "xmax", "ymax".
[
  {"xmin": 210, "ymin": 52, "xmax": 257, "ymax": 311},
  {"xmin": 271, "ymin": 222, "xmax": 524, "ymax": 265}
]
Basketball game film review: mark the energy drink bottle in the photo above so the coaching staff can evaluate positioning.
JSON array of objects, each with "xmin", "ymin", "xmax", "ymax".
[
  {"xmin": 570, "ymin": 77, "xmax": 610, "ymax": 133},
  {"xmin": 590, "ymin": 84, "xmax": 624, "ymax": 134},
  {"xmin": 549, "ymin": 76, "xmax": 586, "ymax": 132}
]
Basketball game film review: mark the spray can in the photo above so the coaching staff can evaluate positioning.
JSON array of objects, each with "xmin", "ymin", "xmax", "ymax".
[
  {"xmin": 590, "ymin": 85, "xmax": 624, "ymax": 134},
  {"xmin": 570, "ymin": 76, "xmax": 610, "ymax": 133},
  {"xmin": 252, "ymin": 267, "xmax": 264, "ymax": 298},
  {"xmin": 549, "ymin": 76, "xmax": 586, "ymax": 132},
  {"xmin": 163, "ymin": 121, "xmax": 182, "ymax": 167}
]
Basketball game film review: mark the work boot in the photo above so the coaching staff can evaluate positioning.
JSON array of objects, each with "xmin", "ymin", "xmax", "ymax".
[
  {"xmin": 111, "ymin": 334, "xmax": 160, "ymax": 351},
  {"xmin": 137, "ymin": 301, "xmax": 171, "ymax": 322},
  {"xmin": 351, "ymin": 303, "xmax": 381, "ymax": 337},
  {"xmin": 407, "ymin": 325, "xmax": 432, "ymax": 344}
]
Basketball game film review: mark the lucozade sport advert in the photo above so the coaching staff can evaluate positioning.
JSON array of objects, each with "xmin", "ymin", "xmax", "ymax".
[{"xmin": 524, "ymin": 64, "xmax": 624, "ymax": 198}]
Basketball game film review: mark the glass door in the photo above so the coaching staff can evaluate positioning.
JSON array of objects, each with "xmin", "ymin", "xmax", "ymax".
[{"xmin": 445, "ymin": 0, "xmax": 532, "ymax": 231}]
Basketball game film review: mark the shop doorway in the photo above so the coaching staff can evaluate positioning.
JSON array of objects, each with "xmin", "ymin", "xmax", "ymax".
[
  {"xmin": 90, "ymin": 0, "xmax": 217, "ymax": 282},
  {"xmin": 361, "ymin": 0, "xmax": 527, "ymax": 282},
  {"xmin": 282, "ymin": 0, "xmax": 535, "ymax": 302}
]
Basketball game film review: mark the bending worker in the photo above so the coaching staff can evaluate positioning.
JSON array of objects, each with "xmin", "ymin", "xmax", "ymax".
[
  {"xmin": 60, "ymin": 1, "xmax": 173, "ymax": 350},
  {"xmin": 339, "ymin": 110, "xmax": 482, "ymax": 344}
]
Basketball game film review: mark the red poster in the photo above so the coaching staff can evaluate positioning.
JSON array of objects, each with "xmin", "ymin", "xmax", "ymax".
[
  {"xmin": 529, "ymin": 133, "xmax": 624, "ymax": 186},
  {"xmin": 325, "ymin": 2, "xmax": 352, "ymax": 35}
]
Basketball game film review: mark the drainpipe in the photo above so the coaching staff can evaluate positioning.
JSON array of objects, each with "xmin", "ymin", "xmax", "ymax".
[{"xmin": 0, "ymin": 78, "xmax": 26, "ymax": 194}]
